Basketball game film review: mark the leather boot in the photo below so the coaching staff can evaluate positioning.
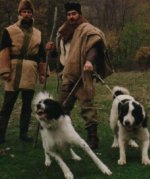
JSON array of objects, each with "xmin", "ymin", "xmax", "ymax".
[
  {"xmin": 86, "ymin": 124, "xmax": 99, "ymax": 149},
  {"xmin": 0, "ymin": 129, "xmax": 6, "ymax": 144},
  {"xmin": 19, "ymin": 114, "xmax": 33, "ymax": 142},
  {"xmin": 0, "ymin": 133, "xmax": 6, "ymax": 144},
  {"xmin": 0, "ymin": 115, "xmax": 9, "ymax": 144},
  {"xmin": 20, "ymin": 132, "xmax": 33, "ymax": 142},
  {"xmin": 0, "ymin": 128, "xmax": 6, "ymax": 144}
]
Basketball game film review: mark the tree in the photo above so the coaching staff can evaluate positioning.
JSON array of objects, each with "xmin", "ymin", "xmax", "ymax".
[{"xmin": 0, "ymin": 0, "xmax": 18, "ymax": 36}]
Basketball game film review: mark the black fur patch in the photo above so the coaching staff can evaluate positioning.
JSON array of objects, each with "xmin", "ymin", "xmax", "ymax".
[
  {"xmin": 118, "ymin": 101, "xmax": 129, "ymax": 124},
  {"xmin": 132, "ymin": 102, "xmax": 146, "ymax": 127},
  {"xmin": 118, "ymin": 100, "xmax": 147, "ymax": 128},
  {"xmin": 43, "ymin": 99, "xmax": 65, "ymax": 120},
  {"xmin": 142, "ymin": 114, "xmax": 148, "ymax": 128}
]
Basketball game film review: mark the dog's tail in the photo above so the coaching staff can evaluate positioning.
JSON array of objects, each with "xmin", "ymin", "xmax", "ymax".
[{"xmin": 112, "ymin": 86, "xmax": 130, "ymax": 99}]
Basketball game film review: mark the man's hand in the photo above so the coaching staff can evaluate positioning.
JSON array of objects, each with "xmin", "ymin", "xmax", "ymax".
[
  {"xmin": 45, "ymin": 41, "xmax": 55, "ymax": 52},
  {"xmin": 83, "ymin": 61, "xmax": 93, "ymax": 71},
  {"xmin": 2, "ymin": 73, "xmax": 11, "ymax": 81},
  {"xmin": 39, "ymin": 75, "xmax": 46, "ymax": 84}
]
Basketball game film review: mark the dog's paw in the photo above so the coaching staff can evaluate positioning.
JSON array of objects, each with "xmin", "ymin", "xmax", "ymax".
[
  {"xmin": 111, "ymin": 138, "xmax": 119, "ymax": 148},
  {"xmin": 142, "ymin": 158, "xmax": 150, "ymax": 165},
  {"xmin": 64, "ymin": 172, "xmax": 74, "ymax": 179},
  {"xmin": 72, "ymin": 155, "xmax": 82, "ymax": 161},
  {"xmin": 118, "ymin": 158, "xmax": 126, "ymax": 165},
  {"xmin": 112, "ymin": 142, "xmax": 119, "ymax": 148},
  {"xmin": 71, "ymin": 152, "xmax": 82, "ymax": 161},
  {"xmin": 128, "ymin": 140, "xmax": 139, "ymax": 148},
  {"xmin": 102, "ymin": 166, "xmax": 112, "ymax": 176},
  {"xmin": 45, "ymin": 159, "xmax": 52, "ymax": 167},
  {"xmin": 70, "ymin": 149, "xmax": 82, "ymax": 161}
]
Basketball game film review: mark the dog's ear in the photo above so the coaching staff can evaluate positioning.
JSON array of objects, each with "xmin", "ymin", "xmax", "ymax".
[
  {"xmin": 142, "ymin": 113, "xmax": 148, "ymax": 128},
  {"xmin": 118, "ymin": 102, "xmax": 129, "ymax": 123},
  {"xmin": 132, "ymin": 102, "xmax": 145, "ymax": 126},
  {"xmin": 118, "ymin": 101, "xmax": 128, "ymax": 114},
  {"xmin": 118, "ymin": 99, "xmax": 130, "ymax": 115},
  {"xmin": 118, "ymin": 102, "xmax": 122, "ymax": 116},
  {"xmin": 45, "ymin": 99, "xmax": 65, "ymax": 119}
]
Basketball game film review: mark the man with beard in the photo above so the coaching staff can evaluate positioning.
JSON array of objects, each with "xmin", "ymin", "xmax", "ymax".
[
  {"xmin": 0, "ymin": 0, "xmax": 46, "ymax": 144},
  {"xmin": 46, "ymin": 2, "xmax": 113, "ymax": 149}
]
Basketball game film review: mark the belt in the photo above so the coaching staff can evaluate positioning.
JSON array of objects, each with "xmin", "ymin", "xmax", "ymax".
[{"xmin": 10, "ymin": 54, "xmax": 40, "ymax": 62}]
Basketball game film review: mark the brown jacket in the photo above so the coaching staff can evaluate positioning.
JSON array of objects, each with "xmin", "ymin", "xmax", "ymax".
[
  {"xmin": 58, "ymin": 22, "xmax": 113, "ymax": 85},
  {"xmin": 0, "ymin": 21, "xmax": 46, "ymax": 91}
]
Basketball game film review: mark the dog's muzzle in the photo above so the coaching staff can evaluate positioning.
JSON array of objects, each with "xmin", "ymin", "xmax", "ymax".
[
  {"xmin": 123, "ymin": 120, "xmax": 132, "ymax": 130},
  {"xmin": 123, "ymin": 121, "xmax": 137, "ymax": 132},
  {"xmin": 36, "ymin": 104, "xmax": 45, "ymax": 116},
  {"xmin": 36, "ymin": 110, "xmax": 44, "ymax": 116},
  {"xmin": 124, "ymin": 121, "xmax": 131, "ymax": 127}
]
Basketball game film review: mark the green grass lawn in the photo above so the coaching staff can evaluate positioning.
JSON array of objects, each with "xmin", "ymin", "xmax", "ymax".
[{"xmin": 0, "ymin": 71, "xmax": 150, "ymax": 179}]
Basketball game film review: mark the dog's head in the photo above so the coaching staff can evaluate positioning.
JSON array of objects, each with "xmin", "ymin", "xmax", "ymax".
[
  {"xmin": 34, "ymin": 92, "xmax": 64, "ymax": 121},
  {"xmin": 118, "ymin": 100, "xmax": 147, "ymax": 130}
]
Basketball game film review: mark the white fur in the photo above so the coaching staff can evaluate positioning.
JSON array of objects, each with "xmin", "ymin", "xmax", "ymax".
[
  {"xmin": 33, "ymin": 91, "xmax": 53, "ymax": 104},
  {"xmin": 34, "ymin": 92, "xmax": 112, "ymax": 178},
  {"xmin": 109, "ymin": 86, "xmax": 150, "ymax": 165}
]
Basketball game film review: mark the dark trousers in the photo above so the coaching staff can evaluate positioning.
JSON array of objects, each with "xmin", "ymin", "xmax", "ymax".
[{"xmin": 0, "ymin": 90, "xmax": 34, "ymax": 141}]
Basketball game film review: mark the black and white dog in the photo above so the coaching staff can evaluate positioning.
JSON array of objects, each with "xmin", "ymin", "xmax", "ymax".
[
  {"xmin": 109, "ymin": 86, "xmax": 150, "ymax": 165},
  {"xmin": 34, "ymin": 92, "xmax": 112, "ymax": 179}
]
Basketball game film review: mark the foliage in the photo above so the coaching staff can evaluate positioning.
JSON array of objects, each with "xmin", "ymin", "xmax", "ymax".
[
  {"xmin": 113, "ymin": 21, "xmax": 150, "ymax": 70},
  {"xmin": 0, "ymin": 0, "xmax": 149, "ymax": 70},
  {"xmin": 105, "ymin": 30, "xmax": 119, "ymax": 64},
  {"xmin": 135, "ymin": 46, "xmax": 150, "ymax": 70}
]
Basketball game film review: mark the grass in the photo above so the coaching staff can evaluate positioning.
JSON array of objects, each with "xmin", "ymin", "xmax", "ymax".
[{"xmin": 0, "ymin": 71, "xmax": 150, "ymax": 179}]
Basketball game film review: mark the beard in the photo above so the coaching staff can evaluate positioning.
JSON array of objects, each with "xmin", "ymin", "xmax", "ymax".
[
  {"xmin": 59, "ymin": 16, "xmax": 88, "ymax": 43},
  {"xmin": 68, "ymin": 18, "xmax": 77, "ymax": 25},
  {"xmin": 21, "ymin": 18, "xmax": 33, "ymax": 29},
  {"xmin": 18, "ymin": 15, "xmax": 34, "ymax": 29}
]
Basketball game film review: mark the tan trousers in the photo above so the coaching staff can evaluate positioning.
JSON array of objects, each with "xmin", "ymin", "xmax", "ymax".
[{"xmin": 59, "ymin": 72, "xmax": 99, "ymax": 128}]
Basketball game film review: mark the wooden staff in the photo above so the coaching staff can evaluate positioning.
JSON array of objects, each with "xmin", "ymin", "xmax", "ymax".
[{"xmin": 33, "ymin": 7, "xmax": 58, "ymax": 148}]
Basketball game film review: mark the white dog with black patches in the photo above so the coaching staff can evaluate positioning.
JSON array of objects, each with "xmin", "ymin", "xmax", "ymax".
[
  {"xmin": 109, "ymin": 86, "xmax": 150, "ymax": 165},
  {"xmin": 34, "ymin": 92, "xmax": 112, "ymax": 179}
]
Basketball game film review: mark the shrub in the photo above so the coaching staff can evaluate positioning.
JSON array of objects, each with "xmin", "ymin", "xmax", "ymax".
[{"xmin": 135, "ymin": 46, "xmax": 150, "ymax": 70}]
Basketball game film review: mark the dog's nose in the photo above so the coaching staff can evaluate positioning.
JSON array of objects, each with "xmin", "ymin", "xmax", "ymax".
[
  {"xmin": 125, "ymin": 121, "xmax": 130, "ymax": 126},
  {"xmin": 37, "ymin": 104, "xmax": 41, "ymax": 109}
]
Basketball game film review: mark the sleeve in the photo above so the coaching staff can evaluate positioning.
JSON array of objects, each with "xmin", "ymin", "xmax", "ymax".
[
  {"xmin": 38, "ymin": 40, "xmax": 47, "ymax": 80},
  {"xmin": 86, "ymin": 47, "xmax": 98, "ymax": 63},
  {"xmin": 0, "ymin": 29, "xmax": 12, "ymax": 50},
  {"xmin": 38, "ymin": 40, "xmax": 58, "ymax": 62},
  {"xmin": 38, "ymin": 41, "xmax": 46, "ymax": 62},
  {"xmin": 0, "ymin": 29, "xmax": 11, "ymax": 75},
  {"xmin": 93, "ymin": 40, "xmax": 114, "ymax": 79},
  {"xmin": 50, "ymin": 49, "xmax": 58, "ymax": 58}
]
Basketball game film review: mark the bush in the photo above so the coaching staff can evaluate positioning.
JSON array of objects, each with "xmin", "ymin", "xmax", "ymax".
[
  {"xmin": 135, "ymin": 46, "xmax": 150, "ymax": 70},
  {"xmin": 113, "ymin": 22, "xmax": 150, "ymax": 70}
]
